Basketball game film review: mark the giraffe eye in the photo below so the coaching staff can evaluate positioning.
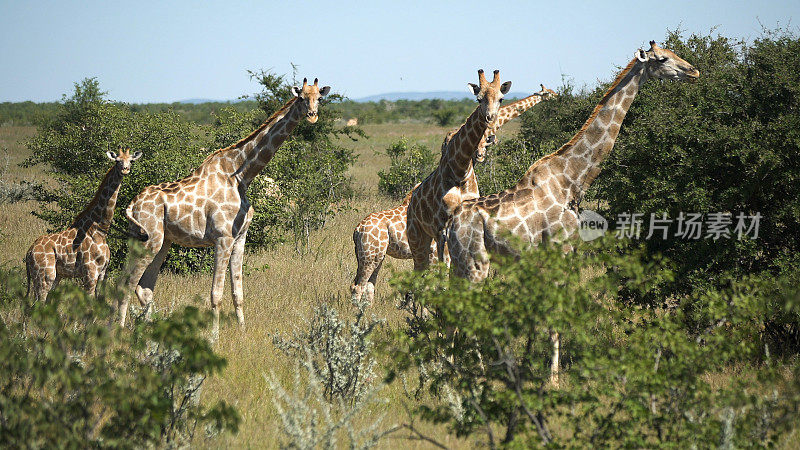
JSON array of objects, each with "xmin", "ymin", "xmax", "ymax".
[{"xmin": 499, "ymin": 98, "xmax": 504, "ymax": 104}]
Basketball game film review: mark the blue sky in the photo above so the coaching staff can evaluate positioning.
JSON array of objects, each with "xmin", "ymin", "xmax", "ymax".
[{"xmin": 1, "ymin": 1, "xmax": 797, "ymax": 103}]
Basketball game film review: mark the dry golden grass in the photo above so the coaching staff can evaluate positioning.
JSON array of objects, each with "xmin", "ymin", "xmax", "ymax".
[{"xmin": 0, "ymin": 125, "xmax": 49, "ymax": 267}]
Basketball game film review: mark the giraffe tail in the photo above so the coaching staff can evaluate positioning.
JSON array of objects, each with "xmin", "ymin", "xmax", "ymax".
[
  {"xmin": 25, "ymin": 252, "xmax": 31, "ymax": 298},
  {"xmin": 125, "ymin": 203, "xmax": 149, "ymax": 242},
  {"xmin": 351, "ymin": 228, "xmax": 366, "ymax": 299}
]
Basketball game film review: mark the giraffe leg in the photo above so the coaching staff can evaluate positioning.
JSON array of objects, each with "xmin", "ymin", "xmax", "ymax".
[
  {"xmin": 350, "ymin": 229, "xmax": 385, "ymax": 305},
  {"xmin": 408, "ymin": 223, "xmax": 434, "ymax": 273},
  {"xmin": 84, "ymin": 263, "xmax": 99, "ymax": 297},
  {"xmin": 447, "ymin": 220, "xmax": 488, "ymax": 282},
  {"xmin": 210, "ymin": 237, "xmax": 234, "ymax": 341},
  {"xmin": 549, "ymin": 330, "xmax": 560, "ymax": 387},
  {"xmin": 35, "ymin": 266, "xmax": 56, "ymax": 303},
  {"xmin": 136, "ymin": 242, "xmax": 171, "ymax": 321},
  {"xmin": 365, "ymin": 258, "xmax": 383, "ymax": 305},
  {"xmin": 122, "ymin": 237, "xmax": 165, "ymax": 326},
  {"xmin": 228, "ymin": 233, "xmax": 247, "ymax": 328},
  {"xmin": 34, "ymin": 251, "xmax": 57, "ymax": 303},
  {"xmin": 96, "ymin": 263, "xmax": 108, "ymax": 294}
]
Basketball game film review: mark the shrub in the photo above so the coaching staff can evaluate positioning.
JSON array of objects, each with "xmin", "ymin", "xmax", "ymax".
[
  {"xmin": 269, "ymin": 296, "xmax": 388, "ymax": 448},
  {"xmin": 377, "ymin": 138, "xmax": 437, "ymax": 199},
  {"xmin": 0, "ymin": 151, "xmax": 41, "ymax": 203},
  {"xmin": 387, "ymin": 237, "xmax": 800, "ymax": 447},
  {"xmin": 431, "ymin": 108, "xmax": 459, "ymax": 127},
  {"xmin": 0, "ymin": 266, "xmax": 240, "ymax": 447}
]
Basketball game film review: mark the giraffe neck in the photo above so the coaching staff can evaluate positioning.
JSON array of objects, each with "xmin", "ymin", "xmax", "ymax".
[
  {"xmin": 75, "ymin": 165, "xmax": 123, "ymax": 231},
  {"xmin": 442, "ymin": 106, "xmax": 489, "ymax": 181},
  {"xmin": 214, "ymin": 98, "xmax": 304, "ymax": 186},
  {"xmin": 517, "ymin": 58, "xmax": 646, "ymax": 197},
  {"xmin": 485, "ymin": 94, "xmax": 545, "ymax": 139},
  {"xmin": 497, "ymin": 93, "xmax": 544, "ymax": 127}
]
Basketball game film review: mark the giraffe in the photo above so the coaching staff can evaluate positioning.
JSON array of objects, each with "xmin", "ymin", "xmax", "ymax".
[
  {"xmin": 25, "ymin": 147, "xmax": 142, "ymax": 302},
  {"xmin": 350, "ymin": 85, "xmax": 555, "ymax": 304},
  {"xmin": 446, "ymin": 41, "xmax": 699, "ymax": 385},
  {"xmin": 121, "ymin": 78, "xmax": 330, "ymax": 336},
  {"xmin": 350, "ymin": 184, "xmax": 444, "ymax": 304},
  {"xmin": 406, "ymin": 69, "xmax": 511, "ymax": 272}
]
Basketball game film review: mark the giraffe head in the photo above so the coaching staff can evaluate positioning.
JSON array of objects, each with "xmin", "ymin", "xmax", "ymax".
[
  {"xmin": 291, "ymin": 77, "xmax": 331, "ymax": 124},
  {"xmin": 537, "ymin": 83, "xmax": 557, "ymax": 99},
  {"xmin": 105, "ymin": 146, "xmax": 142, "ymax": 175},
  {"xmin": 467, "ymin": 69, "xmax": 512, "ymax": 123},
  {"xmin": 637, "ymin": 41, "xmax": 700, "ymax": 81}
]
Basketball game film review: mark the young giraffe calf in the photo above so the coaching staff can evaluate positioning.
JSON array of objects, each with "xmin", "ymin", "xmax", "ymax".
[
  {"xmin": 26, "ymin": 147, "xmax": 142, "ymax": 301},
  {"xmin": 350, "ymin": 85, "xmax": 555, "ymax": 303}
]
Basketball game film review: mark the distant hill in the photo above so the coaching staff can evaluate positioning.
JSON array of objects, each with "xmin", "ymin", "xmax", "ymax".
[{"xmin": 353, "ymin": 91, "xmax": 532, "ymax": 102}]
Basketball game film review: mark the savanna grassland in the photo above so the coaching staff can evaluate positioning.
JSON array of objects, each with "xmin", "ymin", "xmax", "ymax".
[
  {"xmin": 4, "ymin": 30, "xmax": 800, "ymax": 448},
  {"xmin": 0, "ymin": 120, "xmax": 517, "ymax": 448}
]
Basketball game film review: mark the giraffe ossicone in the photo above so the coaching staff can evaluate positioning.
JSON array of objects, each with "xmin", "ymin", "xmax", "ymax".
[
  {"xmin": 26, "ymin": 146, "xmax": 141, "ymax": 302},
  {"xmin": 447, "ymin": 41, "xmax": 699, "ymax": 386},
  {"xmin": 121, "ymin": 77, "xmax": 330, "ymax": 339}
]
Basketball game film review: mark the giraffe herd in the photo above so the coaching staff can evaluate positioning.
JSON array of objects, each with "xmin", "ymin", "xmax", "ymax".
[{"xmin": 24, "ymin": 41, "xmax": 700, "ymax": 367}]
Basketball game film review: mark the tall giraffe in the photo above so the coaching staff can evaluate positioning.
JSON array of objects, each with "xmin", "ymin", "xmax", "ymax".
[
  {"xmin": 406, "ymin": 69, "xmax": 511, "ymax": 271},
  {"xmin": 447, "ymin": 41, "xmax": 699, "ymax": 385},
  {"xmin": 122, "ymin": 78, "xmax": 330, "ymax": 336},
  {"xmin": 26, "ymin": 147, "xmax": 141, "ymax": 301},
  {"xmin": 350, "ymin": 85, "xmax": 555, "ymax": 304}
]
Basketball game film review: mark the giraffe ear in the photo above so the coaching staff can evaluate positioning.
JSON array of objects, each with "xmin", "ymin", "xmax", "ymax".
[
  {"xmin": 319, "ymin": 86, "xmax": 331, "ymax": 97},
  {"xmin": 467, "ymin": 83, "xmax": 480, "ymax": 96},
  {"xmin": 131, "ymin": 151, "xmax": 143, "ymax": 161},
  {"xmin": 499, "ymin": 81, "xmax": 512, "ymax": 95},
  {"xmin": 635, "ymin": 49, "xmax": 649, "ymax": 62},
  {"xmin": 291, "ymin": 86, "xmax": 302, "ymax": 97},
  {"xmin": 106, "ymin": 151, "xmax": 117, "ymax": 161}
]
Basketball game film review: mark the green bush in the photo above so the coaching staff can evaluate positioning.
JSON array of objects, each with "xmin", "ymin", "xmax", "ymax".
[
  {"xmin": 377, "ymin": 138, "xmax": 437, "ymax": 199},
  {"xmin": 0, "ymin": 266, "xmax": 239, "ymax": 447},
  {"xmin": 268, "ymin": 296, "xmax": 388, "ymax": 448},
  {"xmin": 388, "ymin": 237, "xmax": 800, "ymax": 447},
  {"xmin": 431, "ymin": 107, "xmax": 459, "ymax": 127}
]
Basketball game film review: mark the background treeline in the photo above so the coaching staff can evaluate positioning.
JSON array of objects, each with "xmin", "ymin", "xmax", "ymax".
[
  {"xmin": 1, "ymin": 100, "xmax": 258, "ymax": 126},
  {"xmin": 335, "ymin": 98, "xmax": 478, "ymax": 126},
  {"xmin": 2, "ymin": 97, "xmax": 515, "ymax": 128}
]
